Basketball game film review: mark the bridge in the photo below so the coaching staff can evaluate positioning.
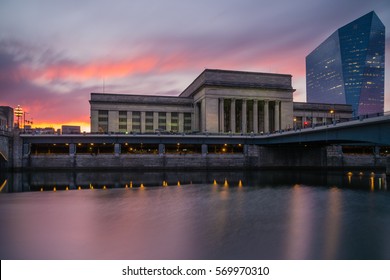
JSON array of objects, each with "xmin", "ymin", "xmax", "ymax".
[
  {"xmin": 20, "ymin": 113, "xmax": 390, "ymax": 146},
  {"xmin": 4, "ymin": 113, "xmax": 389, "ymax": 172},
  {"xmin": 262, "ymin": 114, "xmax": 390, "ymax": 146}
]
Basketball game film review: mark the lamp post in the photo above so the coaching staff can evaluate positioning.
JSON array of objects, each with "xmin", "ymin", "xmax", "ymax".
[
  {"xmin": 14, "ymin": 105, "xmax": 23, "ymax": 129},
  {"xmin": 330, "ymin": 109, "xmax": 335, "ymax": 124}
]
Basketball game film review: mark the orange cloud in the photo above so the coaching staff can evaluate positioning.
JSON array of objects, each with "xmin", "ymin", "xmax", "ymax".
[{"xmin": 39, "ymin": 55, "xmax": 160, "ymax": 82}]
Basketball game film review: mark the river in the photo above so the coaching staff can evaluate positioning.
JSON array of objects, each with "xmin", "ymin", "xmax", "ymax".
[{"xmin": 0, "ymin": 169, "xmax": 389, "ymax": 259}]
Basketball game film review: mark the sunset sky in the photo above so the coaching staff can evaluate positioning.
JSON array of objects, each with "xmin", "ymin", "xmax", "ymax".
[{"xmin": 1, "ymin": 0, "xmax": 389, "ymax": 132}]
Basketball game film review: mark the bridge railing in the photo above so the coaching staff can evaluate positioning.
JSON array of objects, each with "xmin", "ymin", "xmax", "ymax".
[{"xmin": 19, "ymin": 111, "xmax": 390, "ymax": 137}]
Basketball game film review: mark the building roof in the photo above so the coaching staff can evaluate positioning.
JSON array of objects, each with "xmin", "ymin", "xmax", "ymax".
[
  {"xmin": 90, "ymin": 93, "xmax": 193, "ymax": 106},
  {"xmin": 180, "ymin": 69, "xmax": 294, "ymax": 97}
]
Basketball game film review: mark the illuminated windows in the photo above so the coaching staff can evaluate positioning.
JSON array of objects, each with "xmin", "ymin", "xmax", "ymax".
[{"xmin": 306, "ymin": 11, "xmax": 384, "ymax": 116}]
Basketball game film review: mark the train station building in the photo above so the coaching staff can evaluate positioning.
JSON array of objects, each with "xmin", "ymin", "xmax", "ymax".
[{"xmin": 90, "ymin": 69, "xmax": 351, "ymax": 134}]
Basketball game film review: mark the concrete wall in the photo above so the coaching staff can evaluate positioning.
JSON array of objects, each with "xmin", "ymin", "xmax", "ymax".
[
  {"xmin": 21, "ymin": 145, "xmax": 388, "ymax": 171},
  {"xmin": 24, "ymin": 154, "xmax": 246, "ymax": 170},
  {"xmin": 247, "ymin": 145, "xmax": 327, "ymax": 168},
  {"xmin": 0, "ymin": 133, "xmax": 10, "ymax": 169}
]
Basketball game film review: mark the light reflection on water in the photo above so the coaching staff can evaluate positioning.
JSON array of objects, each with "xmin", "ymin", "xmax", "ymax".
[{"xmin": 0, "ymin": 170, "xmax": 389, "ymax": 260}]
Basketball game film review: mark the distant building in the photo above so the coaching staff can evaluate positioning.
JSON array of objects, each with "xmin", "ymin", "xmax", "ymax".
[
  {"xmin": 24, "ymin": 126, "xmax": 56, "ymax": 135},
  {"xmin": 62, "ymin": 125, "xmax": 81, "ymax": 134},
  {"xmin": 0, "ymin": 106, "xmax": 14, "ymax": 132},
  {"xmin": 90, "ymin": 69, "xmax": 295, "ymax": 134},
  {"xmin": 293, "ymin": 102, "xmax": 353, "ymax": 129},
  {"xmin": 306, "ymin": 11, "xmax": 385, "ymax": 116}
]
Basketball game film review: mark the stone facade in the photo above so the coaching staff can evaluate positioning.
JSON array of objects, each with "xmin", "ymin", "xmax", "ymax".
[
  {"xmin": 90, "ymin": 69, "xmax": 295, "ymax": 134},
  {"xmin": 293, "ymin": 102, "xmax": 353, "ymax": 128}
]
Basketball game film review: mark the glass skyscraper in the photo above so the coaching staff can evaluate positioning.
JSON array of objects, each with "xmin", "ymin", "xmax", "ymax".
[{"xmin": 306, "ymin": 11, "xmax": 385, "ymax": 116}]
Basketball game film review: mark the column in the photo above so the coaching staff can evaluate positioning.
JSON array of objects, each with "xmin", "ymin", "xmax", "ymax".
[
  {"xmin": 127, "ymin": 111, "xmax": 133, "ymax": 133},
  {"xmin": 242, "ymin": 99, "xmax": 247, "ymax": 133},
  {"xmin": 23, "ymin": 143, "xmax": 30, "ymax": 156},
  {"xmin": 69, "ymin": 143, "xmax": 76, "ymax": 156},
  {"xmin": 253, "ymin": 100, "xmax": 258, "ymax": 133},
  {"xmin": 219, "ymin": 98, "xmax": 225, "ymax": 133},
  {"xmin": 201, "ymin": 144, "xmax": 208, "ymax": 156},
  {"xmin": 178, "ymin": 112, "xmax": 184, "ymax": 133},
  {"xmin": 230, "ymin": 99, "xmax": 236, "ymax": 133},
  {"xmin": 140, "ymin": 111, "xmax": 146, "ymax": 133},
  {"xmin": 194, "ymin": 103, "xmax": 199, "ymax": 131},
  {"xmin": 158, "ymin": 143, "xmax": 165, "ymax": 156},
  {"xmin": 108, "ymin": 110, "xmax": 119, "ymax": 133},
  {"xmin": 153, "ymin": 112, "xmax": 158, "ymax": 131},
  {"xmin": 264, "ymin": 100, "xmax": 269, "ymax": 133},
  {"xmin": 274, "ymin": 101, "xmax": 280, "ymax": 131},
  {"xmin": 201, "ymin": 99, "xmax": 206, "ymax": 132},
  {"xmin": 90, "ymin": 110, "xmax": 99, "ymax": 133},
  {"xmin": 114, "ymin": 143, "xmax": 121, "ymax": 156}
]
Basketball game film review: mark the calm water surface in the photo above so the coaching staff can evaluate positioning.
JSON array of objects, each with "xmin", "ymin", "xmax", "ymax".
[{"xmin": 0, "ymin": 170, "xmax": 389, "ymax": 259}]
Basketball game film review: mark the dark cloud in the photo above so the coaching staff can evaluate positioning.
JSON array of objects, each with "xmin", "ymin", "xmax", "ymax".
[{"xmin": 1, "ymin": 0, "xmax": 389, "ymax": 129}]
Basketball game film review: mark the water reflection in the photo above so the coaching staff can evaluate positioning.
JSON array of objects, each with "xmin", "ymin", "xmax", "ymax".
[
  {"xmin": 0, "ymin": 169, "xmax": 389, "ymax": 260},
  {"xmin": 1, "ymin": 169, "xmax": 388, "ymax": 193}
]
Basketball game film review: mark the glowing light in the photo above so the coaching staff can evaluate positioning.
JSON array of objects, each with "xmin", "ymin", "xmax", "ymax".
[
  {"xmin": 213, "ymin": 179, "xmax": 217, "ymax": 185},
  {"xmin": 40, "ymin": 187, "xmax": 43, "ymax": 192},
  {"xmin": 177, "ymin": 181, "xmax": 181, "ymax": 187},
  {"xmin": 125, "ymin": 184, "xmax": 128, "ymax": 188},
  {"xmin": 103, "ymin": 185, "xmax": 107, "ymax": 190},
  {"xmin": 0, "ymin": 179, "xmax": 7, "ymax": 192},
  {"xmin": 130, "ymin": 181, "xmax": 133, "ymax": 188},
  {"xmin": 140, "ymin": 183, "xmax": 145, "ymax": 188},
  {"xmin": 53, "ymin": 187, "xmax": 56, "ymax": 192},
  {"xmin": 347, "ymin": 172, "xmax": 353, "ymax": 184},
  {"xmin": 370, "ymin": 177, "xmax": 374, "ymax": 191},
  {"xmin": 78, "ymin": 186, "xmax": 81, "ymax": 190},
  {"xmin": 224, "ymin": 178, "xmax": 228, "ymax": 187},
  {"xmin": 65, "ymin": 186, "xmax": 69, "ymax": 191},
  {"xmin": 238, "ymin": 180, "xmax": 243, "ymax": 187}
]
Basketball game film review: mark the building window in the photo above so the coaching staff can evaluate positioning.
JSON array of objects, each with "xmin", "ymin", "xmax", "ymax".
[
  {"xmin": 158, "ymin": 112, "xmax": 166, "ymax": 131},
  {"xmin": 132, "ymin": 111, "xmax": 141, "ymax": 132},
  {"xmin": 171, "ymin": 112, "xmax": 178, "ymax": 132},
  {"xmin": 184, "ymin": 113, "xmax": 192, "ymax": 132},
  {"xmin": 119, "ymin": 111, "xmax": 127, "ymax": 132},
  {"xmin": 98, "ymin": 110, "xmax": 108, "ymax": 133},
  {"xmin": 145, "ymin": 112, "xmax": 154, "ymax": 132}
]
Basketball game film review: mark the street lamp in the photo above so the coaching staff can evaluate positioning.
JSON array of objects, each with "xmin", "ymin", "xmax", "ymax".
[
  {"xmin": 14, "ymin": 105, "xmax": 23, "ymax": 128},
  {"xmin": 330, "ymin": 109, "xmax": 335, "ymax": 124}
]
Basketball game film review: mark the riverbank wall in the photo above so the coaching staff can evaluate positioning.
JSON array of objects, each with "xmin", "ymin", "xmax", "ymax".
[
  {"xmin": 2, "ymin": 133, "xmax": 389, "ymax": 172},
  {"xmin": 17, "ymin": 145, "xmax": 389, "ymax": 171}
]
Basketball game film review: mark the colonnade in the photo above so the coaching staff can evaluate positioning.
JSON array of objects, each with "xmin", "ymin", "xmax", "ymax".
[{"xmin": 217, "ymin": 98, "xmax": 281, "ymax": 134}]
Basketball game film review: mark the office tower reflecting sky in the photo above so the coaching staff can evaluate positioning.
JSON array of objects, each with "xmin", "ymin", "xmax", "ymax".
[{"xmin": 306, "ymin": 11, "xmax": 385, "ymax": 116}]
